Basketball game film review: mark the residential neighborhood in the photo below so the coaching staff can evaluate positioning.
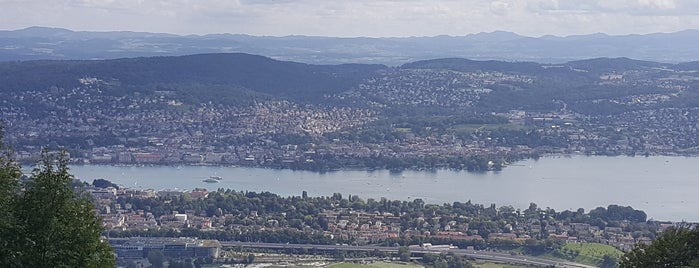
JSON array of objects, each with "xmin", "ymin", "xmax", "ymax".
[
  {"xmin": 5, "ymin": 64, "xmax": 699, "ymax": 172},
  {"xmin": 83, "ymin": 183, "xmax": 691, "ymax": 265}
]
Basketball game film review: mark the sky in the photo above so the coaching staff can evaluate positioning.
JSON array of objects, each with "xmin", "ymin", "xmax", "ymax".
[{"xmin": 1, "ymin": 0, "xmax": 699, "ymax": 37}]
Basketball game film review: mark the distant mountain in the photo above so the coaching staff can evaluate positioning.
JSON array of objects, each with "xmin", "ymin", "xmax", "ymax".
[
  {"xmin": 3, "ymin": 53, "xmax": 695, "ymax": 104},
  {"xmin": 3, "ymin": 27, "xmax": 699, "ymax": 65},
  {"xmin": 673, "ymin": 61, "xmax": 699, "ymax": 71},
  {"xmin": 401, "ymin": 58, "xmax": 542, "ymax": 73}
]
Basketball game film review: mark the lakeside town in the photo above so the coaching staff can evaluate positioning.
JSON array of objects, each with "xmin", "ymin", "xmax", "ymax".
[
  {"xmin": 3, "ymin": 54, "xmax": 699, "ymax": 266},
  {"xmin": 4, "ymin": 60, "xmax": 699, "ymax": 172},
  {"xmin": 6, "ymin": 0, "xmax": 699, "ymax": 265},
  {"xmin": 78, "ymin": 181, "xmax": 694, "ymax": 266}
]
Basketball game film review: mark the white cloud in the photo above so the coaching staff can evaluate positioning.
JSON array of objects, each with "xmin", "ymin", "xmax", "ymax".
[
  {"xmin": 527, "ymin": 0, "xmax": 698, "ymax": 15},
  {"xmin": 1, "ymin": 0, "xmax": 699, "ymax": 37},
  {"xmin": 638, "ymin": 0, "xmax": 676, "ymax": 9},
  {"xmin": 490, "ymin": 1, "xmax": 512, "ymax": 16}
]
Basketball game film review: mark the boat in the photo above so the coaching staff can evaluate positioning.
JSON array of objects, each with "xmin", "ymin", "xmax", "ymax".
[
  {"xmin": 202, "ymin": 178, "xmax": 219, "ymax": 183},
  {"xmin": 210, "ymin": 176, "xmax": 223, "ymax": 180}
]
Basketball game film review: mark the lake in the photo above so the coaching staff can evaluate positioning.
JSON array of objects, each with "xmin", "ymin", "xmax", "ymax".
[{"xmin": 61, "ymin": 155, "xmax": 699, "ymax": 222}]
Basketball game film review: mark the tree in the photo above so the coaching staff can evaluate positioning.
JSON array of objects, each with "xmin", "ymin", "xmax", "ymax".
[
  {"xmin": 620, "ymin": 227, "xmax": 699, "ymax": 267},
  {"xmin": 434, "ymin": 259, "xmax": 448, "ymax": 268},
  {"xmin": 398, "ymin": 246, "xmax": 411, "ymax": 262},
  {"xmin": 600, "ymin": 255, "xmax": 619, "ymax": 268},
  {"xmin": 92, "ymin": 178, "xmax": 119, "ymax": 189},
  {"xmin": 147, "ymin": 250, "xmax": 165, "ymax": 268},
  {"xmin": 0, "ymin": 146, "xmax": 116, "ymax": 267},
  {"xmin": 0, "ymin": 129, "xmax": 22, "ymax": 267}
]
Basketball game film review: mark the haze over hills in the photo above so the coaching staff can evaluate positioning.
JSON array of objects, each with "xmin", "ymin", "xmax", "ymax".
[
  {"xmin": 3, "ymin": 26, "xmax": 699, "ymax": 65},
  {"xmin": 3, "ymin": 53, "xmax": 699, "ymax": 172}
]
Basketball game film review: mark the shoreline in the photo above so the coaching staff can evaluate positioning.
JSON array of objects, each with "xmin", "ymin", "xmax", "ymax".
[{"xmin": 18, "ymin": 152, "xmax": 697, "ymax": 174}]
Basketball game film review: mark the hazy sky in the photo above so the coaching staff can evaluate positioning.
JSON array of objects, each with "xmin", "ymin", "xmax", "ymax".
[{"xmin": 2, "ymin": 0, "xmax": 699, "ymax": 37}]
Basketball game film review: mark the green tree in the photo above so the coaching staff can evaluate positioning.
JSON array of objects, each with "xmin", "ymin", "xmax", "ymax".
[
  {"xmin": 620, "ymin": 227, "xmax": 699, "ymax": 267},
  {"xmin": 398, "ymin": 246, "xmax": 411, "ymax": 262},
  {"xmin": 147, "ymin": 250, "xmax": 165, "ymax": 268},
  {"xmin": 434, "ymin": 259, "xmax": 448, "ymax": 268},
  {"xmin": 600, "ymin": 254, "xmax": 619, "ymax": 268},
  {"xmin": 0, "ymin": 129, "xmax": 22, "ymax": 267},
  {"xmin": 0, "ymin": 146, "xmax": 116, "ymax": 267}
]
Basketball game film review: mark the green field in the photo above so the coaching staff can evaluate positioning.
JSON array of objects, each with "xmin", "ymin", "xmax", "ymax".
[
  {"xmin": 328, "ymin": 262, "xmax": 423, "ymax": 268},
  {"xmin": 555, "ymin": 243, "xmax": 623, "ymax": 266}
]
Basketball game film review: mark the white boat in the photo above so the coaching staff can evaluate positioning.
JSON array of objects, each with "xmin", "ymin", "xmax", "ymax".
[
  {"xmin": 210, "ymin": 176, "xmax": 223, "ymax": 180},
  {"xmin": 202, "ymin": 178, "xmax": 219, "ymax": 183}
]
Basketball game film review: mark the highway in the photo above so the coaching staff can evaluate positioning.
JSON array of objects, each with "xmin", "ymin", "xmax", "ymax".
[{"xmin": 219, "ymin": 241, "xmax": 597, "ymax": 268}]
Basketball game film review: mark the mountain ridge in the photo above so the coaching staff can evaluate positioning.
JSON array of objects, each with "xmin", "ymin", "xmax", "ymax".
[
  {"xmin": 1, "ymin": 53, "xmax": 694, "ymax": 93},
  {"xmin": 3, "ymin": 26, "xmax": 699, "ymax": 65},
  {"xmin": 2, "ymin": 52, "xmax": 698, "ymax": 112}
]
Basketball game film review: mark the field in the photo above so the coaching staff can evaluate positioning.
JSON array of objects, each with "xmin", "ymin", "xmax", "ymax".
[
  {"xmin": 556, "ymin": 243, "xmax": 623, "ymax": 265},
  {"xmin": 471, "ymin": 262, "xmax": 532, "ymax": 268},
  {"xmin": 328, "ymin": 262, "xmax": 423, "ymax": 268}
]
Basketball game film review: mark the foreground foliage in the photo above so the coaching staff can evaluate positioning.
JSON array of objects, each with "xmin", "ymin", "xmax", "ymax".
[
  {"xmin": 0, "ymin": 131, "xmax": 115, "ymax": 267},
  {"xmin": 620, "ymin": 226, "xmax": 699, "ymax": 267},
  {"xmin": 0, "ymin": 132, "xmax": 22, "ymax": 266}
]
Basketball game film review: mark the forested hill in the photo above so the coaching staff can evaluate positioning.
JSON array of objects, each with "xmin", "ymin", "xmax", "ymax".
[
  {"xmin": 2, "ymin": 53, "xmax": 698, "ymax": 108},
  {"xmin": 401, "ymin": 58, "xmax": 543, "ymax": 73},
  {"xmin": 400, "ymin": 57, "xmax": 671, "ymax": 75},
  {"xmin": 564, "ymin": 57, "xmax": 666, "ymax": 74},
  {"xmin": 2, "ymin": 54, "xmax": 698, "ymax": 107},
  {"xmin": 0, "ymin": 53, "xmax": 385, "ymax": 101}
]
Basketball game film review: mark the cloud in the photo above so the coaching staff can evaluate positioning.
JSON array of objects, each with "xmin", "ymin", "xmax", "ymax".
[
  {"xmin": 490, "ymin": 1, "xmax": 512, "ymax": 16},
  {"xmin": 527, "ymin": 0, "xmax": 699, "ymax": 15},
  {"xmin": 1, "ymin": 0, "xmax": 699, "ymax": 37}
]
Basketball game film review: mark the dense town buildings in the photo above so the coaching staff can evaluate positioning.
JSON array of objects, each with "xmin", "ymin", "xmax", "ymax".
[
  {"xmin": 88, "ymin": 185, "xmax": 686, "ymax": 259},
  {"xmin": 4, "ymin": 67, "xmax": 699, "ymax": 171}
]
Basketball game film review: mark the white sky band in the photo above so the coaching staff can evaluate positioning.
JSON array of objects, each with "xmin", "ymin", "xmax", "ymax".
[{"xmin": 1, "ymin": 0, "xmax": 699, "ymax": 37}]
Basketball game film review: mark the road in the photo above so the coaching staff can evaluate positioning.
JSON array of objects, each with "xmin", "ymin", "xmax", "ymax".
[{"xmin": 220, "ymin": 241, "xmax": 597, "ymax": 268}]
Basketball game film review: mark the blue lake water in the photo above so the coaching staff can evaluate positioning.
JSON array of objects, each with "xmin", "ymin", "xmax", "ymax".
[{"xmin": 61, "ymin": 155, "xmax": 699, "ymax": 222}]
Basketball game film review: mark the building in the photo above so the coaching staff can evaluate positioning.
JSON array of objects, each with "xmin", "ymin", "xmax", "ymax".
[{"xmin": 110, "ymin": 237, "xmax": 220, "ymax": 265}]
